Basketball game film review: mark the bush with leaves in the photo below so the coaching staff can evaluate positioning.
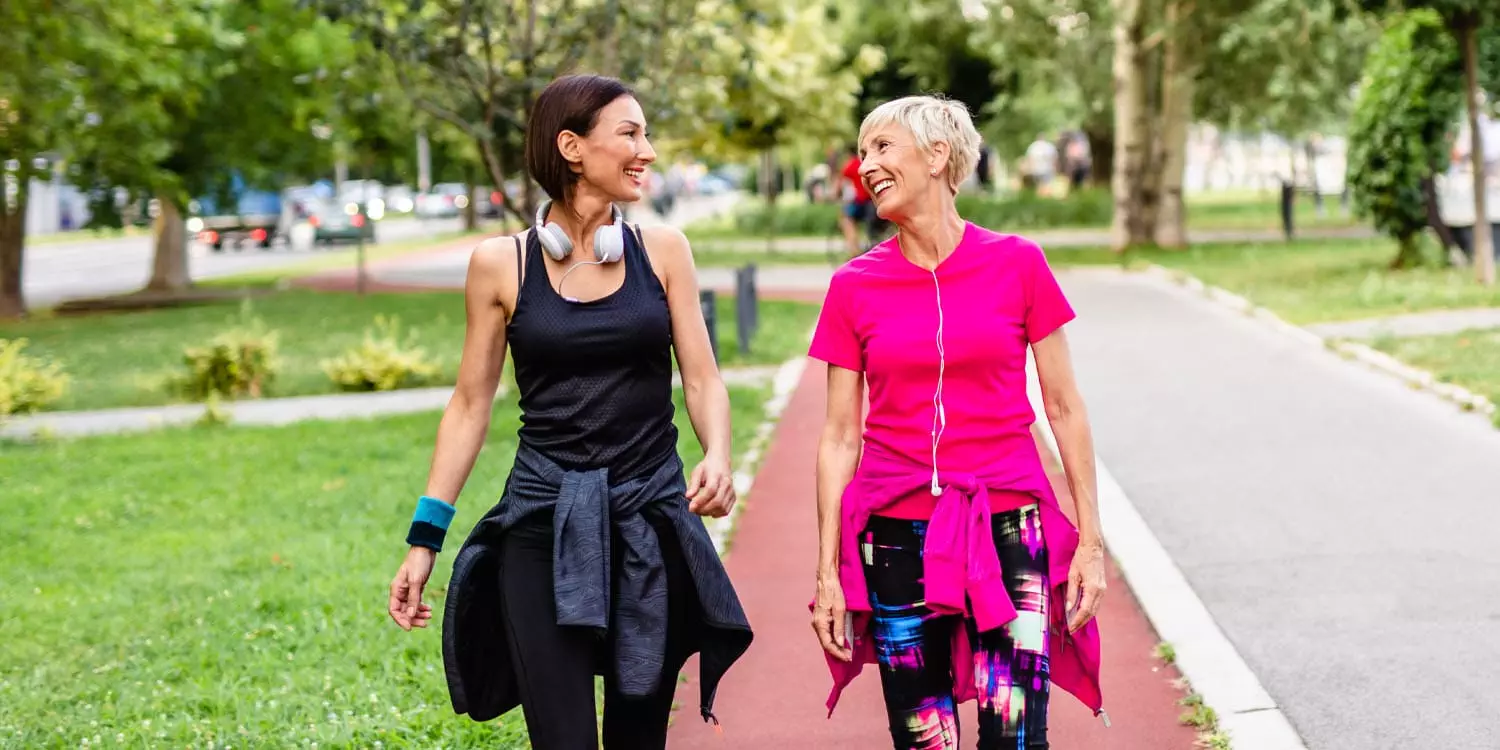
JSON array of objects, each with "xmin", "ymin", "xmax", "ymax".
[
  {"xmin": 1346, "ymin": 10, "xmax": 1465, "ymax": 268},
  {"xmin": 177, "ymin": 305, "xmax": 280, "ymax": 401},
  {"xmin": 0, "ymin": 338, "xmax": 70, "ymax": 418},
  {"xmin": 321, "ymin": 315, "xmax": 440, "ymax": 392}
]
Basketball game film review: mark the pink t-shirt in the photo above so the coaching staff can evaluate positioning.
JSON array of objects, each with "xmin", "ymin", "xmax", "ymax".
[{"xmin": 808, "ymin": 222, "xmax": 1076, "ymax": 518}]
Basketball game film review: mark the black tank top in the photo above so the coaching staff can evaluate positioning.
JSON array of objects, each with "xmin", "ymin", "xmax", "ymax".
[{"xmin": 505, "ymin": 225, "xmax": 679, "ymax": 481}]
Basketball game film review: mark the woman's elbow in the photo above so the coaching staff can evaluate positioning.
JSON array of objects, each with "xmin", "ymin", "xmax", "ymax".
[{"xmin": 1043, "ymin": 389, "xmax": 1087, "ymax": 425}]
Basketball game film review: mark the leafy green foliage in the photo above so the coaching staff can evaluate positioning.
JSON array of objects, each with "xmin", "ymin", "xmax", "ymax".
[
  {"xmin": 1206, "ymin": 0, "xmax": 1381, "ymax": 136},
  {"xmin": 321, "ymin": 315, "xmax": 440, "ymax": 392},
  {"xmin": 688, "ymin": 1, "xmax": 885, "ymax": 157},
  {"xmin": 177, "ymin": 306, "xmax": 281, "ymax": 401},
  {"xmin": 837, "ymin": 0, "xmax": 1007, "ymax": 139},
  {"xmin": 1347, "ymin": 10, "xmax": 1464, "ymax": 253},
  {"xmin": 0, "ymin": 338, "xmax": 68, "ymax": 418}
]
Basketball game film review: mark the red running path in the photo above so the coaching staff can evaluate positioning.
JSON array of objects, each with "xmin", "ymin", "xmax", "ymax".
[{"xmin": 668, "ymin": 361, "xmax": 1203, "ymax": 749}]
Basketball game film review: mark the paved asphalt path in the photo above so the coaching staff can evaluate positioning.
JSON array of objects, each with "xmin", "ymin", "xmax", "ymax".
[
  {"xmin": 1055, "ymin": 268, "xmax": 1500, "ymax": 750},
  {"xmin": 22, "ymin": 216, "xmax": 464, "ymax": 307}
]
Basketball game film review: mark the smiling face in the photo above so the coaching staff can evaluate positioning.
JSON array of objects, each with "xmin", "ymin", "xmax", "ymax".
[
  {"xmin": 857, "ymin": 122, "xmax": 951, "ymax": 224},
  {"xmin": 558, "ymin": 95, "xmax": 656, "ymax": 204}
]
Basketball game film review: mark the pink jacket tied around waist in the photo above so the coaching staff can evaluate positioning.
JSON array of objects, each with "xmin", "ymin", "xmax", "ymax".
[{"xmin": 815, "ymin": 442, "xmax": 1105, "ymax": 721}]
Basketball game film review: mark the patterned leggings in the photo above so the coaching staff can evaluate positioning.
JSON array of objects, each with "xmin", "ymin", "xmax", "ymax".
[{"xmin": 860, "ymin": 505, "xmax": 1051, "ymax": 750}]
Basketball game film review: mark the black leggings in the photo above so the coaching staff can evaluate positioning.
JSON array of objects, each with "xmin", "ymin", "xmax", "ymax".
[{"xmin": 499, "ymin": 511, "xmax": 700, "ymax": 749}]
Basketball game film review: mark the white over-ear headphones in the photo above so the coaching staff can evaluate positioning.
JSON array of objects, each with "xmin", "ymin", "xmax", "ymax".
[{"xmin": 534, "ymin": 198, "xmax": 626, "ymax": 263}]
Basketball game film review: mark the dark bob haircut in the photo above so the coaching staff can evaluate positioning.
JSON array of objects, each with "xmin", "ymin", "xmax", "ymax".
[{"xmin": 525, "ymin": 74, "xmax": 635, "ymax": 207}]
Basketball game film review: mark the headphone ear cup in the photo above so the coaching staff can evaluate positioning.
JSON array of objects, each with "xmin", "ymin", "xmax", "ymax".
[
  {"xmin": 537, "ymin": 222, "xmax": 571, "ymax": 261},
  {"xmin": 593, "ymin": 220, "xmax": 625, "ymax": 263}
]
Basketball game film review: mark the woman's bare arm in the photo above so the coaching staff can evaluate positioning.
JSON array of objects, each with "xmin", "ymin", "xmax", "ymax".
[
  {"xmin": 812, "ymin": 364, "xmax": 865, "ymax": 659},
  {"xmin": 1032, "ymin": 326, "xmax": 1106, "ymax": 630},
  {"xmin": 421, "ymin": 238, "xmax": 516, "ymax": 505},
  {"xmin": 817, "ymin": 365, "xmax": 866, "ymax": 579}
]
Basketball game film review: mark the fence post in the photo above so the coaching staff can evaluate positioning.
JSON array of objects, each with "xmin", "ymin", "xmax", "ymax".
[
  {"xmin": 734, "ymin": 263, "xmax": 758, "ymax": 355},
  {"xmin": 1280, "ymin": 180, "xmax": 1296, "ymax": 241},
  {"xmin": 700, "ymin": 289, "xmax": 719, "ymax": 363}
]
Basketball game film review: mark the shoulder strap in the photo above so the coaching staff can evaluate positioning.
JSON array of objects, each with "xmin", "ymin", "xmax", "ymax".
[
  {"xmin": 629, "ymin": 222, "xmax": 644, "ymax": 249},
  {"xmin": 513, "ymin": 234, "xmax": 524, "ymax": 287}
]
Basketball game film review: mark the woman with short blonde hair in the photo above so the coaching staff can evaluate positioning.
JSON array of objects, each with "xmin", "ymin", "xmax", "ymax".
[{"xmin": 808, "ymin": 94, "xmax": 1108, "ymax": 749}]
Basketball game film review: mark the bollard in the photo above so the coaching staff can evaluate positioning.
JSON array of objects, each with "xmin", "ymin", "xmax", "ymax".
[
  {"xmin": 700, "ymin": 289, "xmax": 719, "ymax": 363},
  {"xmin": 1280, "ymin": 180, "xmax": 1296, "ymax": 241},
  {"xmin": 734, "ymin": 263, "xmax": 758, "ymax": 355}
]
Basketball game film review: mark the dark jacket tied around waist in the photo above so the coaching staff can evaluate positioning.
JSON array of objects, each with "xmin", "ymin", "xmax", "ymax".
[{"xmin": 441, "ymin": 443, "xmax": 753, "ymax": 723}]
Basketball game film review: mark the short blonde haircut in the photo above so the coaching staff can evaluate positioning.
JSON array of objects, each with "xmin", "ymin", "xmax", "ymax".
[{"xmin": 857, "ymin": 95, "xmax": 981, "ymax": 194}]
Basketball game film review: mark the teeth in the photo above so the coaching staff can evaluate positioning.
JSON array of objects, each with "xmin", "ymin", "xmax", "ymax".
[
  {"xmin": 625, "ymin": 168, "xmax": 643, "ymax": 177},
  {"xmin": 873, "ymin": 180, "xmax": 894, "ymax": 195}
]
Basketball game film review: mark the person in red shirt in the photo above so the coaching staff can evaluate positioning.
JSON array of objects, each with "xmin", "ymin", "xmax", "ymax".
[{"xmin": 837, "ymin": 145, "xmax": 873, "ymax": 257}]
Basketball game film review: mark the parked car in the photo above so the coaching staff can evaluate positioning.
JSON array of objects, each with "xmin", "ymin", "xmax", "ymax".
[
  {"xmin": 416, "ymin": 182, "xmax": 507, "ymax": 218},
  {"xmin": 307, "ymin": 199, "xmax": 376, "ymax": 245}
]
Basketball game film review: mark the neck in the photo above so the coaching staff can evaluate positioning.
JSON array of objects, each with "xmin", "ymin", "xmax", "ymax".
[
  {"xmin": 895, "ymin": 199, "xmax": 966, "ymax": 271},
  {"xmin": 547, "ymin": 189, "xmax": 615, "ymax": 258}
]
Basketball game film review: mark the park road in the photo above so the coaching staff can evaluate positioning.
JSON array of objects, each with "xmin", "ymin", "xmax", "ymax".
[{"xmin": 1054, "ymin": 268, "xmax": 1500, "ymax": 750}]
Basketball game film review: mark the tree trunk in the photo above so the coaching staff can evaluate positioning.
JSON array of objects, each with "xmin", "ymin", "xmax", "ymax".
[
  {"xmin": 1110, "ymin": 0, "xmax": 1151, "ymax": 252},
  {"xmin": 1086, "ymin": 126, "xmax": 1114, "ymax": 188},
  {"xmin": 478, "ymin": 132, "xmax": 526, "ymax": 225},
  {"xmin": 1421, "ymin": 175, "xmax": 1460, "ymax": 256},
  {"xmin": 1391, "ymin": 234, "xmax": 1425, "ymax": 270},
  {"xmin": 1153, "ymin": 1, "xmax": 1194, "ymax": 249},
  {"xmin": 1459, "ymin": 22, "xmax": 1494, "ymax": 285},
  {"xmin": 146, "ymin": 195, "xmax": 191, "ymax": 293},
  {"xmin": 0, "ymin": 184, "xmax": 26, "ymax": 319}
]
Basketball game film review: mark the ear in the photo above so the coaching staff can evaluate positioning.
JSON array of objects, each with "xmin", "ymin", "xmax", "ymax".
[
  {"xmin": 556, "ymin": 130, "xmax": 584, "ymax": 169},
  {"xmin": 928, "ymin": 141, "xmax": 951, "ymax": 176}
]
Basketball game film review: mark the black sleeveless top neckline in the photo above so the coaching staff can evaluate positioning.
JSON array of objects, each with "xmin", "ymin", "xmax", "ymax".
[{"xmin": 505, "ymin": 226, "xmax": 679, "ymax": 482}]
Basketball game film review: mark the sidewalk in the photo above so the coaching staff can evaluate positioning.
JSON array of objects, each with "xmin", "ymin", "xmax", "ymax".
[{"xmin": 667, "ymin": 361, "xmax": 1200, "ymax": 749}]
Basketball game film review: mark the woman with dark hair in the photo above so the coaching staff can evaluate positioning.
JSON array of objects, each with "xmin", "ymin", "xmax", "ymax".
[{"xmin": 385, "ymin": 74, "xmax": 753, "ymax": 749}]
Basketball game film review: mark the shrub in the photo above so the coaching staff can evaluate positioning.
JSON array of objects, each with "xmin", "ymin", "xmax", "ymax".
[
  {"xmin": 178, "ymin": 306, "xmax": 280, "ymax": 400},
  {"xmin": 727, "ymin": 188, "xmax": 1114, "ymax": 236},
  {"xmin": 321, "ymin": 315, "xmax": 440, "ymax": 392},
  {"xmin": 0, "ymin": 338, "xmax": 69, "ymax": 418},
  {"xmin": 1346, "ymin": 10, "xmax": 1464, "ymax": 268}
]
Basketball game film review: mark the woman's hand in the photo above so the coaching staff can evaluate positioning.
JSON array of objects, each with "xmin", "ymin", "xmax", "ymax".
[
  {"xmin": 388, "ymin": 546, "xmax": 437, "ymax": 631},
  {"xmin": 812, "ymin": 575, "xmax": 852, "ymax": 661},
  {"xmin": 686, "ymin": 452, "xmax": 736, "ymax": 518},
  {"xmin": 1065, "ymin": 541, "xmax": 1107, "ymax": 633}
]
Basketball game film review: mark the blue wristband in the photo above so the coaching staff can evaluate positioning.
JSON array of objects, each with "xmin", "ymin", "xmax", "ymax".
[{"xmin": 406, "ymin": 495, "xmax": 457, "ymax": 551}]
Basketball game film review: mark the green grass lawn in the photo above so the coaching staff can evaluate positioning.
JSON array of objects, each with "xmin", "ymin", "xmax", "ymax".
[
  {"xmin": 0, "ymin": 382, "xmax": 773, "ymax": 748},
  {"xmin": 1129, "ymin": 238, "xmax": 1500, "ymax": 325},
  {"xmin": 2, "ymin": 291, "xmax": 819, "ymax": 412},
  {"xmin": 1367, "ymin": 329, "xmax": 1500, "ymax": 420}
]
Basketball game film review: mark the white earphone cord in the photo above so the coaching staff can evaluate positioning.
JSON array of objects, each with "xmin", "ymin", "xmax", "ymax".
[
  {"xmin": 556, "ymin": 258, "xmax": 607, "ymax": 302},
  {"xmin": 930, "ymin": 268, "xmax": 946, "ymax": 496}
]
